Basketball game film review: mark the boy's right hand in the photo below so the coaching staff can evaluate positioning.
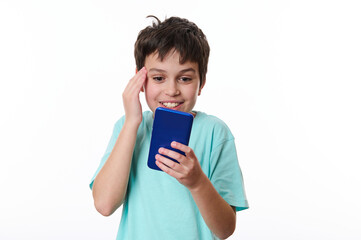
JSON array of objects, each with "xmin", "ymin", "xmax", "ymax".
[{"xmin": 122, "ymin": 67, "xmax": 147, "ymax": 127}]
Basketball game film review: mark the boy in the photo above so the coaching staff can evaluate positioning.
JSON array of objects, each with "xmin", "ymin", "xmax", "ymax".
[{"xmin": 90, "ymin": 16, "xmax": 248, "ymax": 240}]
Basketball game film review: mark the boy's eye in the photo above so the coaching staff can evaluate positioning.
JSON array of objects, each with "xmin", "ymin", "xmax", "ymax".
[
  {"xmin": 153, "ymin": 76, "xmax": 164, "ymax": 81},
  {"xmin": 179, "ymin": 77, "xmax": 192, "ymax": 82}
]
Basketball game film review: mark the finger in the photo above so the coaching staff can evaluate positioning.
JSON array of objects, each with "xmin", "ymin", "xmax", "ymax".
[
  {"xmin": 158, "ymin": 147, "xmax": 186, "ymax": 164},
  {"xmin": 124, "ymin": 67, "xmax": 147, "ymax": 95},
  {"xmin": 170, "ymin": 142, "xmax": 196, "ymax": 159},
  {"xmin": 136, "ymin": 67, "xmax": 147, "ymax": 92},
  {"xmin": 155, "ymin": 154, "xmax": 183, "ymax": 172},
  {"xmin": 155, "ymin": 156, "xmax": 183, "ymax": 179},
  {"xmin": 132, "ymin": 67, "xmax": 147, "ymax": 89},
  {"xmin": 128, "ymin": 67, "xmax": 146, "ymax": 86}
]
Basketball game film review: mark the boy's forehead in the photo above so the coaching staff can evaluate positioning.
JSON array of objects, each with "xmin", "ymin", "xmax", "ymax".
[
  {"xmin": 145, "ymin": 50, "xmax": 199, "ymax": 71},
  {"xmin": 146, "ymin": 50, "xmax": 180, "ymax": 63}
]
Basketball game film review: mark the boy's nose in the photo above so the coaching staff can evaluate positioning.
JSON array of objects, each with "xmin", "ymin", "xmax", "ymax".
[{"xmin": 164, "ymin": 81, "xmax": 180, "ymax": 96}]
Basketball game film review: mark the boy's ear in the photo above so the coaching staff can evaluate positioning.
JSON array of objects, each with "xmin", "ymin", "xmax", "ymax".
[
  {"xmin": 136, "ymin": 67, "xmax": 138, "ymax": 74},
  {"xmin": 198, "ymin": 78, "xmax": 206, "ymax": 96}
]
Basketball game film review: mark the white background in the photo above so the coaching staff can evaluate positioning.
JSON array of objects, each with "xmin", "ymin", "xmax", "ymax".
[{"xmin": 1, "ymin": 0, "xmax": 360, "ymax": 239}]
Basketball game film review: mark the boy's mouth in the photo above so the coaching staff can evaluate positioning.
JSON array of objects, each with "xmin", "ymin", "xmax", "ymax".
[{"xmin": 160, "ymin": 102, "xmax": 183, "ymax": 109}]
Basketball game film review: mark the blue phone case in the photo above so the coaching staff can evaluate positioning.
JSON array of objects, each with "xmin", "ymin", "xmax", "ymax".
[{"xmin": 147, "ymin": 107, "xmax": 194, "ymax": 171}]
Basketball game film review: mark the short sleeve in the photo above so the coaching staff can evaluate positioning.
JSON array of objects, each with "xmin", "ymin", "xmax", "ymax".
[
  {"xmin": 209, "ymin": 139, "xmax": 249, "ymax": 212},
  {"xmin": 89, "ymin": 116, "xmax": 125, "ymax": 190}
]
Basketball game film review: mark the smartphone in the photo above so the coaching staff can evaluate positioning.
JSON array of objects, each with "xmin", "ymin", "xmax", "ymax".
[{"xmin": 147, "ymin": 107, "xmax": 194, "ymax": 171}]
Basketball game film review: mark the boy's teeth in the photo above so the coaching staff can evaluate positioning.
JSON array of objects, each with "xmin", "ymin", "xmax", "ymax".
[{"xmin": 162, "ymin": 102, "xmax": 180, "ymax": 108}]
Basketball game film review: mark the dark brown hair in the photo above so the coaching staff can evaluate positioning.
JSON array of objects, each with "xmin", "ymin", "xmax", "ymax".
[{"xmin": 134, "ymin": 16, "xmax": 210, "ymax": 86}]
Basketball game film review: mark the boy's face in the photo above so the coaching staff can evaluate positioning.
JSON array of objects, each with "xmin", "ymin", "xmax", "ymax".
[{"xmin": 143, "ymin": 50, "xmax": 204, "ymax": 115}]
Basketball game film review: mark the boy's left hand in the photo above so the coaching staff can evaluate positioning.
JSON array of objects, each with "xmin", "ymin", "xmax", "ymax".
[{"xmin": 155, "ymin": 141, "xmax": 206, "ymax": 190}]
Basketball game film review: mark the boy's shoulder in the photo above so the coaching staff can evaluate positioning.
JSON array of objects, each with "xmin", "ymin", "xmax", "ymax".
[
  {"xmin": 194, "ymin": 111, "xmax": 234, "ymax": 140},
  {"xmin": 195, "ymin": 111, "xmax": 230, "ymax": 128}
]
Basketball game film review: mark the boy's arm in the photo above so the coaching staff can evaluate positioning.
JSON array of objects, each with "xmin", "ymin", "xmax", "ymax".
[
  {"xmin": 155, "ymin": 142, "xmax": 236, "ymax": 239},
  {"xmin": 188, "ymin": 174, "xmax": 237, "ymax": 239},
  {"xmin": 92, "ymin": 67, "xmax": 147, "ymax": 216}
]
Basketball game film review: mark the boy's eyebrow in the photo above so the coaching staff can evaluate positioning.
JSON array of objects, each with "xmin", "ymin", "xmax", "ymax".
[
  {"xmin": 179, "ymin": 68, "xmax": 196, "ymax": 74},
  {"xmin": 148, "ymin": 68, "xmax": 196, "ymax": 74},
  {"xmin": 148, "ymin": 68, "xmax": 166, "ymax": 73}
]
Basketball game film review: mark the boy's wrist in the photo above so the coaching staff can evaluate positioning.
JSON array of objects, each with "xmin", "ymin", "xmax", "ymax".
[
  {"xmin": 123, "ymin": 118, "xmax": 141, "ymax": 132},
  {"xmin": 188, "ymin": 172, "xmax": 209, "ymax": 193}
]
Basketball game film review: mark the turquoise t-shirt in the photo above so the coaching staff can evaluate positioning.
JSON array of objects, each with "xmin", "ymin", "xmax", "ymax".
[{"xmin": 90, "ymin": 111, "xmax": 248, "ymax": 240}]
